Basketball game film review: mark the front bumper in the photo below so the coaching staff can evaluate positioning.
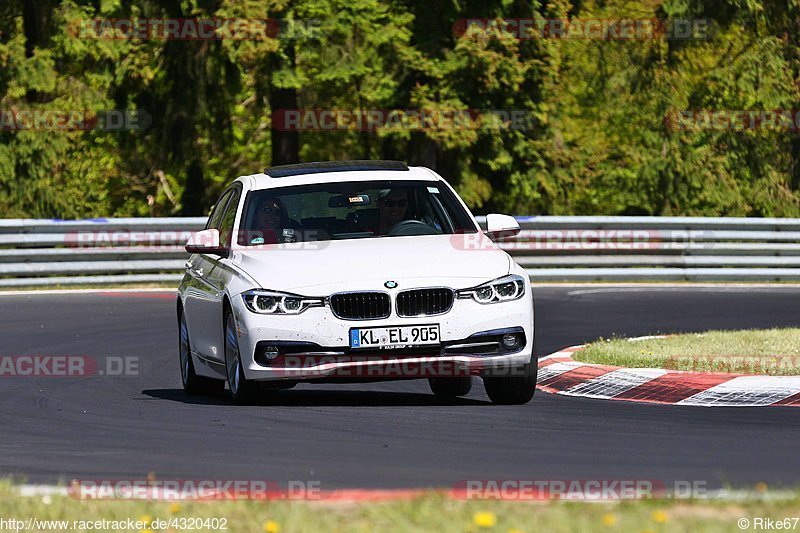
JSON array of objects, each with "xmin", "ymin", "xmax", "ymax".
[{"xmin": 231, "ymin": 294, "xmax": 534, "ymax": 381}]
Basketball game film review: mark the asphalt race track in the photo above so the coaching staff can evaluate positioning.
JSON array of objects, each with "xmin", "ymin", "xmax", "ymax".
[{"xmin": 1, "ymin": 285, "xmax": 798, "ymax": 489}]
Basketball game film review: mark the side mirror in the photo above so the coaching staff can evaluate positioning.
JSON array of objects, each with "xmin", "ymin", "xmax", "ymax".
[
  {"xmin": 485, "ymin": 213, "xmax": 521, "ymax": 239},
  {"xmin": 185, "ymin": 228, "xmax": 228, "ymax": 257}
]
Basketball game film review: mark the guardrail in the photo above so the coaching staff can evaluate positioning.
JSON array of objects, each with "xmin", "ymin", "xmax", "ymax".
[
  {"xmin": 0, "ymin": 218, "xmax": 205, "ymax": 288},
  {"xmin": 0, "ymin": 216, "xmax": 799, "ymax": 286},
  {"xmin": 481, "ymin": 216, "xmax": 800, "ymax": 281}
]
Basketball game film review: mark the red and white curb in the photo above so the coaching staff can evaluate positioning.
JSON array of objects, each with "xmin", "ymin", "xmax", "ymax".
[
  {"xmin": 17, "ymin": 485, "xmax": 429, "ymax": 502},
  {"xmin": 16, "ymin": 484, "xmax": 800, "ymax": 503},
  {"xmin": 537, "ymin": 346, "xmax": 800, "ymax": 407}
]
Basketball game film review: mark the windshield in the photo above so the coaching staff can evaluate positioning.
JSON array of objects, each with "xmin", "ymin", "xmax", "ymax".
[{"xmin": 237, "ymin": 180, "xmax": 478, "ymax": 245}]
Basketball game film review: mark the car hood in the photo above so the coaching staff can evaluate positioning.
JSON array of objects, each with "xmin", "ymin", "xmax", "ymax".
[{"xmin": 230, "ymin": 233, "xmax": 511, "ymax": 293}]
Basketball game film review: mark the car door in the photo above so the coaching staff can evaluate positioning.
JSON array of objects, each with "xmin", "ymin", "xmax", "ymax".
[
  {"xmin": 191, "ymin": 185, "xmax": 243, "ymax": 363},
  {"xmin": 183, "ymin": 188, "xmax": 234, "ymax": 362},
  {"xmin": 200, "ymin": 185, "xmax": 243, "ymax": 361}
]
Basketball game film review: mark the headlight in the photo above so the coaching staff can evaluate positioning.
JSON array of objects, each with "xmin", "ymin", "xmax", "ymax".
[
  {"xmin": 456, "ymin": 274, "xmax": 526, "ymax": 304},
  {"xmin": 242, "ymin": 289, "xmax": 323, "ymax": 315}
]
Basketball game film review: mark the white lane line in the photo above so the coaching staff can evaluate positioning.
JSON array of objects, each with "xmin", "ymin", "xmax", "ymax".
[
  {"xmin": 564, "ymin": 368, "xmax": 668, "ymax": 399},
  {"xmin": 626, "ymin": 335, "xmax": 668, "ymax": 342},
  {"xmin": 18, "ymin": 485, "xmax": 69, "ymax": 496},
  {"xmin": 677, "ymin": 376, "xmax": 800, "ymax": 406},
  {"xmin": 566, "ymin": 286, "xmax": 800, "ymax": 296},
  {"xmin": 533, "ymin": 282, "xmax": 800, "ymax": 287},
  {"xmin": 0, "ymin": 288, "xmax": 177, "ymax": 297},
  {"xmin": 14, "ymin": 483, "xmax": 800, "ymax": 502}
]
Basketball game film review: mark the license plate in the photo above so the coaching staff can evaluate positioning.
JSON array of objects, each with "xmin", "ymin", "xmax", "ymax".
[{"xmin": 349, "ymin": 324, "xmax": 440, "ymax": 349}]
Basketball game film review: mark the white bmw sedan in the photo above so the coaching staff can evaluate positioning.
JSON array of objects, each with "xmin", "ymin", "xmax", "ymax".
[{"xmin": 177, "ymin": 160, "xmax": 535, "ymax": 404}]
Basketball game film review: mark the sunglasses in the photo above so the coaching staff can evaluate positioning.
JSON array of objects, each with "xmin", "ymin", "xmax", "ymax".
[
  {"xmin": 261, "ymin": 205, "xmax": 282, "ymax": 215},
  {"xmin": 380, "ymin": 198, "xmax": 408, "ymax": 208}
]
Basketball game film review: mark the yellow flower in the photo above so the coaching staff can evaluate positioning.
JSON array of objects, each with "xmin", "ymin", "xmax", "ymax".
[
  {"xmin": 602, "ymin": 513, "xmax": 617, "ymax": 527},
  {"xmin": 169, "ymin": 502, "xmax": 182, "ymax": 514},
  {"xmin": 755, "ymin": 482, "xmax": 768, "ymax": 493},
  {"xmin": 473, "ymin": 511, "xmax": 497, "ymax": 528},
  {"xmin": 651, "ymin": 510, "xmax": 668, "ymax": 523},
  {"xmin": 139, "ymin": 515, "xmax": 152, "ymax": 524},
  {"xmin": 263, "ymin": 520, "xmax": 281, "ymax": 533},
  {"xmin": 140, "ymin": 530, "xmax": 153, "ymax": 533}
]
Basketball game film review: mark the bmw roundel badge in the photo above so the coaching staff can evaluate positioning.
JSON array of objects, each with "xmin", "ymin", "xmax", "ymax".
[{"xmin": 384, "ymin": 281, "xmax": 398, "ymax": 289}]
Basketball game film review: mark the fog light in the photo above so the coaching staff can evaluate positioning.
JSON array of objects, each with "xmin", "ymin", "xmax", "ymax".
[
  {"xmin": 263, "ymin": 345, "xmax": 280, "ymax": 360},
  {"xmin": 501, "ymin": 334, "xmax": 519, "ymax": 349}
]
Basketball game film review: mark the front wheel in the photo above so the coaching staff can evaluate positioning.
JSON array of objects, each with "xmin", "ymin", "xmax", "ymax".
[
  {"xmin": 482, "ymin": 358, "xmax": 537, "ymax": 405},
  {"xmin": 179, "ymin": 308, "xmax": 224, "ymax": 396},
  {"xmin": 224, "ymin": 310, "xmax": 260, "ymax": 405}
]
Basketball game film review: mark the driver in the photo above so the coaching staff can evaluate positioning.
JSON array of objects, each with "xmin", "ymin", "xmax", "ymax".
[
  {"xmin": 375, "ymin": 188, "xmax": 409, "ymax": 235},
  {"xmin": 251, "ymin": 196, "xmax": 297, "ymax": 244}
]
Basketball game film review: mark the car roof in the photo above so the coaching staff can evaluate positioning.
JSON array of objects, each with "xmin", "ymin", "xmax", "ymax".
[
  {"xmin": 265, "ymin": 160, "xmax": 409, "ymax": 177},
  {"xmin": 239, "ymin": 161, "xmax": 441, "ymax": 191}
]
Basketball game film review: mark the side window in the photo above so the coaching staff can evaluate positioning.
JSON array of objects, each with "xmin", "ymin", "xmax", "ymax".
[
  {"xmin": 206, "ymin": 191, "xmax": 232, "ymax": 231},
  {"xmin": 218, "ymin": 188, "xmax": 242, "ymax": 249}
]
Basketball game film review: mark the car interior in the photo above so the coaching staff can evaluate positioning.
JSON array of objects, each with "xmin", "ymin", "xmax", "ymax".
[{"xmin": 239, "ymin": 185, "xmax": 458, "ymax": 244}]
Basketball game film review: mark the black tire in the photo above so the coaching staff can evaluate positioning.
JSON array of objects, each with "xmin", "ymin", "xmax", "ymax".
[
  {"xmin": 428, "ymin": 377, "xmax": 472, "ymax": 398},
  {"xmin": 179, "ymin": 308, "xmax": 224, "ymax": 396},
  {"xmin": 224, "ymin": 310, "xmax": 260, "ymax": 405},
  {"xmin": 482, "ymin": 358, "xmax": 538, "ymax": 405}
]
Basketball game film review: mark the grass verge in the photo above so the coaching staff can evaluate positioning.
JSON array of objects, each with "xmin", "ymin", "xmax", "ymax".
[
  {"xmin": 2, "ymin": 482, "xmax": 799, "ymax": 533},
  {"xmin": 574, "ymin": 328, "xmax": 800, "ymax": 375}
]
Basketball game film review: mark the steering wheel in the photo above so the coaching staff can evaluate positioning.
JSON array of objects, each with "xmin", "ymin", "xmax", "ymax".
[{"xmin": 386, "ymin": 219, "xmax": 440, "ymax": 236}]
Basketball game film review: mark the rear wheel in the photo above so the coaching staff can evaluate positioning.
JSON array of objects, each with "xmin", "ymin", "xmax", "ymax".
[
  {"xmin": 483, "ymin": 359, "xmax": 537, "ymax": 405},
  {"xmin": 428, "ymin": 377, "xmax": 472, "ymax": 398},
  {"xmin": 224, "ymin": 310, "xmax": 260, "ymax": 405},
  {"xmin": 179, "ymin": 308, "xmax": 224, "ymax": 396}
]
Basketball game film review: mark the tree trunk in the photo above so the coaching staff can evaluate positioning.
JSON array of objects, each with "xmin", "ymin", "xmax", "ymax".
[
  {"xmin": 787, "ymin": 10, "xmax": 800, "ymax": 191},
  {"xmin": 23, "ymin": 0, "xmax": 55, "ymax": 103},
  {"xmin": 407, "ymin": 132, "xmax": 437, "ymax": 168},
  {"xmin": 22, "ymin": 0, "xmax": 54, "ymax": 58},
  {"xmin": 269, "ymin": 44, "xmax": 299, "ymax": 166},
  {"xmin": 181, "ymin": 159, "xmax": 205, "ymax": 216}
]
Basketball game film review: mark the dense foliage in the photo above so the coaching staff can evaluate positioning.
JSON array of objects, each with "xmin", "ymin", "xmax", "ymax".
[{"xmin": 1, "ymin": 0, "xmax": 798, "ymax": 217}]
